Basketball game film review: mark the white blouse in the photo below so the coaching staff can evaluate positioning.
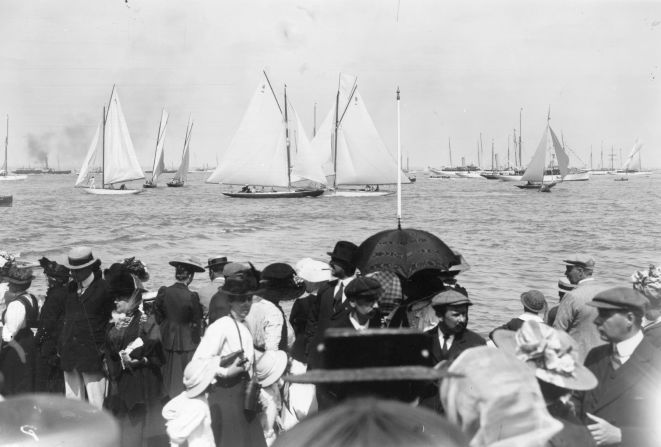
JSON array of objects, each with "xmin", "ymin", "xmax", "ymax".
[
  {"xmin": 193, "ymin": 316, "xmax": 255, "ymax": 377},
  {"xmin": 2, "ymin": 300, "xmax": 27, "ymax": 342}
]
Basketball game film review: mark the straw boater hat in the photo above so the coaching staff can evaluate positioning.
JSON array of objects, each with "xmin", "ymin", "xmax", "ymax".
[
  {"xmin": 168, "ymin": 256, "xmax": 205, "ymax": 273},
  {"xmin": 492, "ymin": 320, "xmax": 597, "ymax": 391},
  {"xmin": 206, "ymin": 256, "xmax": 229, "ymax": 270},
  {"xmin": 63, "ymin": 246, "xmax": 101, "ymax": 270},
  {"xmin": 259, "ymin": 263, "xmax": 306, "ymax": 301}
]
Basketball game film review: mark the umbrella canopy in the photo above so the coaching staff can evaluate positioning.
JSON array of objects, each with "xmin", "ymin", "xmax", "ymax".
[{"xmin": 356, "ymin": 228, "xmax": 463, "ymax": 279}]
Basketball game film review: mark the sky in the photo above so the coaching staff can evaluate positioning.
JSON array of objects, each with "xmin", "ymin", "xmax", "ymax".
[{"xmin": 1, "ymin": 0, "xmax": 660, "ymax": 171}]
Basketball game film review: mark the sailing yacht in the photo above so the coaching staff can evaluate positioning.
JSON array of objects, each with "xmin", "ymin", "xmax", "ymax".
[
  {"xmin": 0, "ymin": 115, "xmax": 27, "ymax": 182},
  {"xmin": 515, "ymin": 113, "xmax": 569, "ymax": 192},
  {"xmin": 615, "ymin": 140, "xmax": 650, "ymax": 179},
  {"xmin": 143, "ymin": 110, "xmax": 169, "ymax": 188},
  {"xmin": 75, "ymin": 86, "xmax": 145, "ymax": 195},
  {"xmin": 167, "ymin": 116, "xmax": 192, "ymax": 187},
  {"xmin": 311, "ymin": 73, "xmax": 409, "ymax": 197},
  {"xmin": 206, "ymin": 71, "xmax": 325, "ymax": 198}
]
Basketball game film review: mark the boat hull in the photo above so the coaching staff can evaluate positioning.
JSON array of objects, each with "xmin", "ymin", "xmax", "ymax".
[
  {"xmin": 143, "ymin": 183, "xmax": 157, "ymax": 189},
  {"xmin": 0, "ymin": 195, "xmax": 13, "ymax": 206},
  {"xmin": 329, "ymin": 190, "xmax": 394, "ymax": 197},
  {"xmin": 515, "ymin": 182, "xmax": 557, "ymax": 190},
  {"xmin": 83, "ymin": 188, "xmax": 142, "ymax": 195},
  {"xmin": 0, "ymin": 175, "xmax": 27, "ymax": 181},
  {"xmin": 429, "ymin": 175, "xmax": 452, "ymax": 179},
  {"xmin": 223, "ymin": 189, "xmax": 325, "ymax": 199}
]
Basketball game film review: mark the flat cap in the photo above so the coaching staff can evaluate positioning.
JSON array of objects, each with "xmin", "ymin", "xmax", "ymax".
[
  {"xmin": 431, "ymin": 288, "xmax": 472, "ymax": 307},
  {"xmin": 588, "ymin": 287, "xmax": 649, "ymax": 313},
  {"xmin": 345, "ymin": 277, "xmax": 383, "ymax": 301},
  {"xmin": 563, "ymin": 254, "xmax": 595, "ymax": 269},
  {"xmin": 222, "ymin": 262, "xmax": 252, "ymax": 278}
]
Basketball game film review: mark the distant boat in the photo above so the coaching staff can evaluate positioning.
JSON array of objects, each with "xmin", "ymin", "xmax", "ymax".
[
  {"xmin": 615, "ymin": 140, "xmax": 650, "ymax": 180},
  {"xmin": 516, "ymin": 112, "xmax": 569, "ymax": 192},
  {"xmin": 44, "ymin": 168, "xmax": 72, "ymax": 174},
  {"xmin": 312, "ymin": 73, "xmax": 409, "ymax": 197},
  {"xmin": 144, "ymin": 109, "xmax": 169, "ymax": 188},
  {"xmin": 167, "ymin": 116, "xmax": 192, "ymax": 188},
  {"xmin": 206, "ymin": 71, "xmax": 326, "ymax": 198},
  {"xmin": 0, "ymin": 195, "xmax": 12, "ymax": 207},
  {"xmin": 75, "ymin": 86, "xmax": 145, "ymax": 195},
  {"xmin": 0, "ymin": 115, "xmax": 27, "ymax": 182}
]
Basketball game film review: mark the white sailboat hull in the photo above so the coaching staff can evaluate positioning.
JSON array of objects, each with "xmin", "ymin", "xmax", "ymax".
[
  {"xmin": 328, "ymin": 190, "xmax": 394, "ymax": 197},
  {"xmin": 83, "ymin": 188, "xmax": 142, "ymax": 195},
  {"xmin": 0, "ymin": 175, "xmax": 27, "ymax": 181}
]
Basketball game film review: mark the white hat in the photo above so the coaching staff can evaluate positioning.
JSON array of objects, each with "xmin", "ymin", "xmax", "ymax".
[
  {"xmin": 255, "ymin": 350, "xmax": 288, "ymax": 387},
  {"xmin": 294, "ymin": 258, "xmax": 331, "ymax": 283},
  {"xmin": 183, "ymin": 356, "xmax": 219, "ymax": 398},
  {"xmin": 63, "ymin": 246, "xmax": 100, "ymax": 270}
]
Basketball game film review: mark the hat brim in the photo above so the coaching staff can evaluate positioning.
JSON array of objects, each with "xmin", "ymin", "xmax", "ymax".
[
  {"xmin": 520, "ymin": 296, "xmax": 545, "ymax": 313},
  {"xmin": 2, "ymin": 275, "xmax": 36, "ymax": 285},
  {"xmin": 258, "ymin": 283, "xmax": 306, "ymax": 301},
  {"xmin": 206, "ymin": 261, "xmax": 229, "ymax": 270},
  {"xmin": 492, "ymin": 329, "xmax": 598, "ymax": 391},
  {"xmin": 284, "ymin": 366, "xmax": 456, "ymax": 384},
  {"xmin": 586, "ymin": 300, "xmax": 633, "ymax": 311},
  {"xmin": 169, "ymin": 260, "xmax": 205, "ymax": 273},
  {"xmin": 63, "ymin": 258, "xmax": 99, "ymax": 270}
]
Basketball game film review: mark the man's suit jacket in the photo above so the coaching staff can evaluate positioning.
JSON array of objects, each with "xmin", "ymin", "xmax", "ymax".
[
  {"xmin": 643, "ymin": 320, "xmax": 661, "ymax": 348},
  {"xmin": 326, "ymin": 312, "xmax": 381, "ymax": 331},
  {"xmin": 579, "ymin": 337, "xmax": 661, "ymax": 447},
  {"xmin": 305, "ymin": 280, "xmax": 352, "ymax": 369},
  {"xmin": 426, "ymin": 324, "xmax": 487, "ymax": 365}
]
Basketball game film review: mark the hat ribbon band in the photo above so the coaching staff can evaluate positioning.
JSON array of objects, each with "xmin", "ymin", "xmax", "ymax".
[{"xmin": 68, "ymin": 253, "xmax": 94, "ymax": 266}]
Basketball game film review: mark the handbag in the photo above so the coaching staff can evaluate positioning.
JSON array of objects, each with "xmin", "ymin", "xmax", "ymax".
[{"xmin": 231, "ymin": 317, "xmax": 262, "ymax": 413}]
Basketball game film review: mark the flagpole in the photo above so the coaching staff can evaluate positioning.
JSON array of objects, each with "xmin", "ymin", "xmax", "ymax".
[{"xmin": 396, "ymin": 87, "xmax": 402, "ymax": 230}]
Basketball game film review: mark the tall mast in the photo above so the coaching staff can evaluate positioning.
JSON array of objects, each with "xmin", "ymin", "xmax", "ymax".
[
  {"xmin": 507, "ymin": 135, "xmax": 510, "ymax": 169},
  {"xmin": 313, "ymin": 102, "xmax": 317, "ymax": 138},
  {"xmin": 396, "ymin": 87, "xmax": 402, "ymax": 230},
  {"xmin": 590, "ymin": 145, "xmax": 593, "ymax": 170},
  {"xmin": 491, "ymin": 139, "xmax": 495, "ymax": 170},
  {"xmin": 448, "ymin": 138, "xmax": 452, "ymax": 167},
  {"xmin": 513, "ymin": 129, "xmax": 518, "ymax": 167},
  {"xmin": 284, "ymin": 84, "xmax": 291, "ymax": 189},
  {"xmin": 102, "ymin": 106, "xmax": 105, "ymax": 188},
  {"xmin": 332, "ymin": 86, "xmax": 340, "ymax": 190},
  {"xmin": 3, "ymin": 115, "xmax": 7, "ymax": 175},
  {"xmin": 519, "ymin": 107, "xmax": 523, "ymax": 169},
  {"xmin": 479, "ymin": 133, "xmax": 483, "ymax": 168}
]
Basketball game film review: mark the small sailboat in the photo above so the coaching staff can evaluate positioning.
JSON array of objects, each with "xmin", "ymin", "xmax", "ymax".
[
  {"xmin": 167, "ymin": 116, "xmax": 192, "ymax": 188},
  {"xmin": 143, "ymin": 110, "xmax": 169, "ymax": 188},
  {"xmin": 615, "ymin": 139, "xmax": 647, "ymax": 180},
  {"xmin": 0, "ymin": 115, "xmax": 27, "ymax": 182},
  {"xmin": 516, "ymin": 111, "xmax": 569, "ymax": 192},
  {"xmin": 206, "ymin": 71, "xmax": 326, "ymax": 198},
  {"xmin": 75, "ymin": 86, "xmax": 145, "ymax": 195},
  {"xmin": 312, "ymin": 73, "xmax": 409, "ymax": 197}
]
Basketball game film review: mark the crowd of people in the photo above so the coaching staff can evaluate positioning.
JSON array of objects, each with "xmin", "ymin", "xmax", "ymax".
[{"xmin": 0, "ymin": 243, "xmax": 659, "ymax": 447}]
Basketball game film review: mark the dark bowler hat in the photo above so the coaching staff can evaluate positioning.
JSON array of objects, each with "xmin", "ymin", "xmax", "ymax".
[
  {"xmin": 588, "ymin": 286, "xmax": 649, "ymax": 313},
  {"xmin": 206, "ymin": 256, "xmax": 229, "ymax": 270},
  {"xmin": 63, "ymin": 246, "xmax": 100, "ymax": 270},
  {"xmin": 345, "ymin": 276, "xmax": 383, "ymax": 302},
  {"xmin": 259, "ymin": 262, "xmax": 305, "ymax": 301},
  {"xmin": 327, "ymin": 241, "xmax": 358, "ymax": 266},
  {"xmin": 431, "ymin": 287, "xmax": 472, "ymax": 308},
  {"xmin": 520, "ymin": 290, "xmax": 547, "ymax": 313},
  {"xmin": 563, "ymin": 254, "xmax": 595, "ymax": 269}
]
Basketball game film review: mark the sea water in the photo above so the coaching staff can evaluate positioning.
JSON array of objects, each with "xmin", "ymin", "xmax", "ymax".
[{"xmin": 1, "ymin": 172, "xmax": 660, "ymax": 334}]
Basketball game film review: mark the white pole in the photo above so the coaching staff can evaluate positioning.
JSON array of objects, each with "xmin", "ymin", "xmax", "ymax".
[{"xmin": 396, "ymin": 87, "xmax": 402, "ymax": 229}]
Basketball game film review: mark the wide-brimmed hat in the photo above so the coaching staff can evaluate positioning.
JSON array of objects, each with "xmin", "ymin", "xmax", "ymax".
[
  {"xmin": 105, "ymin": 263, "xmax": 147, "ymax": 297},
  {"xmin": 327, "ymin": 241, "xmax": 358, "ymax": 267},
  {"xmin": 39, "ymin": 257, "xmax": 70, "ymax": 280},
  {"xmin": 255, "ymin": 350, "xmax": 288, "ymax": 387},
  {"xmin": 1, "ymin": 264, "xmax": 35, "ymax": 285},
  {"xmin": 286, "ymin": 328, "xmax": 453, "ymax": 385},
  {"xmin": 183, "ymin": 356, "xmax": 220, "ymax": 398},
  {"xmin": 492, "ymin": 320, "xmax": 597, "ymax": 391},
  {"xmin": 206, "ymin": 256, "xmax": 229, "ymax": 270},
  {"xmin": 63, "ymin": 246, "xmax": 101, "ymax": 270},
  {"xmin": 169, "ymin": 256, "xmax": 205, "ymax": 273},
  {"xmin": 631, "ymin": 264, "xmax": 661, "ymax": 303},
  {"xmin": 520, "ymin": 290, "xmax": 547, "ymax": 313},
  {"xmin": 259, "ymin": 262, "xmax": 306, "ymax": 301},
  {"xmin": 222, "ymin": 268, "xmax": 262, "ymax": 297},
  {"xmin": 587, "ymin": 286, "xmax": 649, "ymax": 313},
  {"xmin": 294, "ymin": 258, "xmax": 331, "ymax": 283}
]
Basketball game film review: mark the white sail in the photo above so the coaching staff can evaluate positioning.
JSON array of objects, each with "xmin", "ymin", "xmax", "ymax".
[
  {"xmin": 75, "ymin": 123, "xmax": 100, "ymax": 187},
  {"xmin": 172, "ymin": 117, "xmax": 192, "ymax": 183},
  {"xmin": 623, "ymin": 139, "xmax": 643, "ymax": 170},
  {"xmin": 549, "ymin": 126, "xmax": 569, "ymax": 178},
  {"xmin": 289, "ymin": 103, "xmax": 327, "ymax": 186},
  {"xmin": 103, "ymin": 88, "xmax": 144, "ymax": 185},
  {"xmin": 333, "ymin": 75, "xmax": 409, "ymax": 186},
  {"xmin": 207, "ymin": 74, "xmax": 289, "ymax": 186},
  {"xmin": 521, "ymin": 125, "xmax": 549, "ymax": 183},
  {"xmin": 150, "ymin": 109, "xmax": 169, "ymax": 184},
  {"xmin": 311, "ymin": 108, "xmax": 335, "ymax": 177}
]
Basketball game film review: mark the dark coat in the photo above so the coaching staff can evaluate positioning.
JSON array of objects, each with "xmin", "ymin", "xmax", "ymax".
[
  {"xmin": 326, "ymin": 312, "xmax": 381, "ymax": 331},
  {"xmin": 643, "ymin": 320, "xmax": 661, "ymax": 348},
  {"xmin": 154, "ymin": 282, "xmax": 202, "ymax": 352},
  {"xmin": 34, "ymin": 284, "xmax": 67, "ymax": 393},
  {"xmin": 546, "ymin": 400, "xmax": 596, "ymax": 447},
  {"xmin": 207, "ymin": 290, "xmax": 230, "ymax": 325},
  {"xmin": 59, "ymin": 272, "xmax": 114, "ymax": 373},
  {"xmin": 578, "ymin": 337, "xmax": 661, "ymax": 447},
  {"xmin": 305, "ymin": 280, "xmax": 352, "ymax": 369},
  {"xmin": 488, "ymin": 317, "xmax": 525, "ymax": 340},
  {"xmin": 289, "ymin": 294, "xmax": 318, "ymax": 363}
]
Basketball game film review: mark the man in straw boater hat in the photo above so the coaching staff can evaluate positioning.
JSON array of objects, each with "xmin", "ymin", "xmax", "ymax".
[
  {"xmin": 59, "ymin": 246, "xmax": 113, "ymax": 409},
  {"xmin": 493, "ymin": 320, "xmax": 598, "ymax": 446},
  {"xmin": 197, "ymin": 256, "xmax": 229, "ymax": 323},
  {"xmin": 553, "ymin": 254, "xmax": 609, "ymax": 362},
  {"xmin": 547, "ymin": 277, "xmax": 577, "ymax": 326},
  {"xmin": 0, "ymin": 263, "xmax": 38, "ymax": 396},
  {"xmin": 285, "ymin": 328, "xmax": 454, "ymax": 412},
  {"xmin": 576, "ymin": 287, "xmax": 661, "ymax": 447},
  {"xmin": 34, "ymin": 257, "xmax": 70, "ymax": 394},
  {"xmin": 154, "ymin": 255, "xmax": 205, "ymax": 399}
]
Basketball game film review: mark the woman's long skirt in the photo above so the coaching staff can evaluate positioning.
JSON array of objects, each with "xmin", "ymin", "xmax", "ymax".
[
  {"xmin": 0, "ymin": 329, "xmax": 36, "ymax": 395},
  {"xmin": 162, "ymin": 349, "xmax": 194, "ymax": 399},
  {"xmin": 208, "ymin": 375, "xmax": 266, "ymax": 447}
]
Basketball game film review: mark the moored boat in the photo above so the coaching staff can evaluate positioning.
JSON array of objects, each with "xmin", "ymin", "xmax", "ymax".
[
  {"xmin": 0, "ymin": 195, "xmax": 12, "ymax": 206},
  {"xmin": 143, "ymin": 109, "xmax": 168, "ymax": 188},
  {"xmin": 167, "ymin": 116, "xmax": 193, "ymax": 188},
  {"xmin": 1, "ymin": 116, "xmax": 28, "ymax": 182}
]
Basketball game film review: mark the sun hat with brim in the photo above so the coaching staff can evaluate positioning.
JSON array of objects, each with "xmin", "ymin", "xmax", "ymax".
[
  {"xmin": 587, "ymin": 286, "xmax": 649, "ymax": 313},
  {"xmin": 105, "ymin": 264, "xmax": 147, "ymax": 297},
  {"xmin": 63, "ymin": 246, "xmax": 100, "ymax": 270},
  {"xmin": 169, "ymin": 256, "xmax": 205, "ymax": 273},
  {"xmin": 222, "ymin": 270, "xmax": 262, "ymax": 297},
  {"xmin": 258, "ymin": 263, "xmax": 306, "ymax": 301},
  {"xmin": 256, "ymin": 350, "xmax": 288, "ymax": 387},
  {"xmin": 285, "ymin": 328, "xmax": 455, "ymax": 385},
  {"xmin": 631, "ymin": 264, "xmax": 661, "ymax": 303},
  {"xmin": 183, "ymin": 356, "xmax": 220, "ymax": 398},
  {"xmin": 294, "ymin": 258, "xmax": 331, "ymax": 283},
  {"xmin": 1, "ymin": 264, "xmax": 35, "ymax": 285},
  {"xmin": 206, "ymin": 256, "xmax": 229, "ymax": 270},
  {"xmin": 492, "ymin": 320, "xmax": 597, "ymax": 391},
  {"xmin": 520, "ymin": 290, "xmax": 547, "ymax": 313}
]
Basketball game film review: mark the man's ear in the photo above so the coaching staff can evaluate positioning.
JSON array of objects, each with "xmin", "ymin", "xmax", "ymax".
[{"xmin": 348, "ymin": 300, "xmax": 356, "ymax": 309}]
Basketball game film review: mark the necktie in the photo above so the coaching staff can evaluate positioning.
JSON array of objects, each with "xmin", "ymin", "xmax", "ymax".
[
  {"xmin": 442, "ymin": 334, "xmax": 450, "ymax": 356},
  {"xmin": 611, "ymin": 346, "xmax": 622, "ymax": 371},
  {"xmin": 333, "ymin": 283, "xmax": 344, "ymax": 310}
]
